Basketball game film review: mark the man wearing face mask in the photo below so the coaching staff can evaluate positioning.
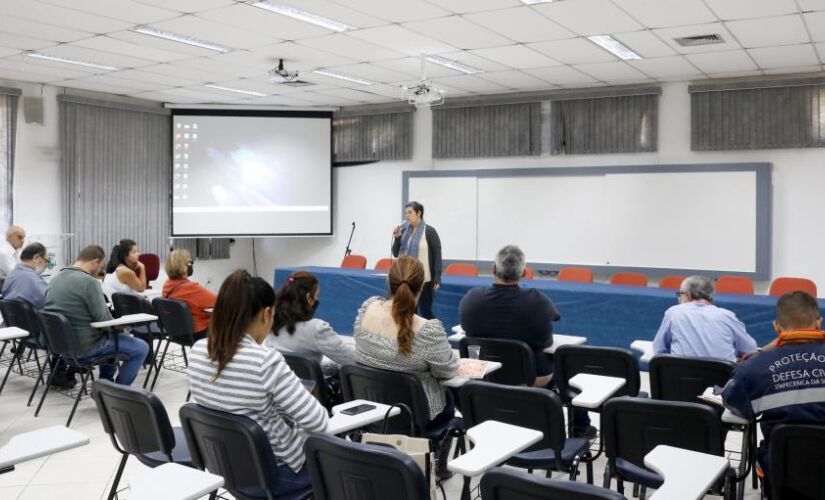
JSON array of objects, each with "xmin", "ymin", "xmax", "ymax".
[
  {"xmin": 2, "ymin": 242, "xmax": 49, "ymax": 310},
  {"xmin": 162, "ymin": 249, "xmax": 216, "ymax": 340}
]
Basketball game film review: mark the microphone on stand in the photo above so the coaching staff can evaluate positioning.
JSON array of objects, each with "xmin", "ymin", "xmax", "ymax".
[{"xmin": 344, "ymin": 221, "xmax": 356, "ymax": 259}]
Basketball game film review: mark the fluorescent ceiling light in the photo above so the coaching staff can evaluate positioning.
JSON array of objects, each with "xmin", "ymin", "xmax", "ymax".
[
  {"xmin": 312, "ymin": 69, "xmax": 374, "ymax": 85},
  {"xmin": 520, "ymin": 0, "xmax": 557, "ymax": 4},
  {"xmin": 251, "ymin": 1, "xmax": 355, "ymax": 32},
  {"xmin": 425, "ymin": 55, "xmax": 482, "ymax": 75},
  {"xmin": 588, "ymin": 35, "xmax": 642, "ymax": 60},
  {"xmin": 131, "ymin": 26, "xmax": 233, "ymax": 53},
  {"xmin": 25, "ymin": 52, "xmax": 119, "ymax": 71},
  {"xmin": 204, "ymin": 84, "xmax": 267, "ymax": 97}
]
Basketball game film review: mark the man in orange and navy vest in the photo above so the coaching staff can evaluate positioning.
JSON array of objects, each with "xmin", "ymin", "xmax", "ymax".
[{"xmin": 722, "ymin": 291, "xmax": 825, "ymax": 476}]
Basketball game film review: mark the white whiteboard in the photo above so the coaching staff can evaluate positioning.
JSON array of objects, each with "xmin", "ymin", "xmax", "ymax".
[
  {"xmin": 406, "ymin": 167, "xmax": 762, "ymax": 273},
  {"xmin": 477, "ymin": 175, "xmax": 609, "ymax": 265},
  {"xmin": 602, "ymin": 171, "xmax": 756, "ymax": 271},
  {"xmin": 408, "ymin": 176, "xmax": 477, "ymax": 260}
]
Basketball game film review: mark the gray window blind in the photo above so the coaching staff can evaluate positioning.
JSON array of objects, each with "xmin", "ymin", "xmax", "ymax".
[
  {"xmin": 60, "ymin": 96, "xmax": 171, "ymax": 261},
  {"xmin": 551, "ymin": 94, "xmax": 658, "ymax": 154},
  {"xmin": 333, "ymin": 111, "xmax": 412, "ymax": 162},
  {"xmin": 690, "ymin": 81, "xmax": 825, "ymax": 150},
  {"xmin": 433, "ymin": 102, "xmax": 541, "ymax": 158},
  {"xmin": 0, "ymin": 89, "xmax": 19, "ymax": 229},
  {"xmin": 170, "ymin": 238, "xmax": 231, "ymax": 260}
]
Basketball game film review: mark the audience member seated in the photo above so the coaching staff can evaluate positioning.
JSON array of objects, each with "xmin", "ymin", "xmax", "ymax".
[
  {"xmin": 162, "ymin": 249, "xmax": 216, "ymax": 341},
  {"xmin": 187, "ymin": 270, "xmax": 328, "ymax": 497},
  {"xmin": 45, "ymin": 245, "xmax": 149, "ymax": 385},
  {"xmin": 458, "ymin": 245, "xmax": 594, "ymax": 438},
  {"xmin": 1, "ymin": 242, "xmax": 48, "ymax": 310},
  {"xmin": 354, "ymin": 256, "xmax": 459, "ymax": 430},
  {"xmin": 722, "ymin": 291, "xmax": 825, "ymax": 481},
  {"xmin": 0, "ymin": 225, "xmax": 25, "ymax": 278},
  {"xmin": 268, "ymin": 271, "xmax": 355, "ymax": 376},
  {"xmin": 102, "ymin": 239, "xmax": 147, "ymax": 300},
  {"xmin": 653, "ymin": 275, "xmax": 757, "ymax": 362}
]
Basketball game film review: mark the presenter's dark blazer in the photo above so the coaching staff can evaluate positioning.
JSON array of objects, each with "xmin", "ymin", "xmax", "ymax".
[{"xmin": 392, "ymin": 225, "xmax": 442, "ymax": 285}]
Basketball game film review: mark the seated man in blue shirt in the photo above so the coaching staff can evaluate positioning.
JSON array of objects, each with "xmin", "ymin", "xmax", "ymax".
[
  {"xmin": 459, "ymin": 245, "xmax": 595, "ymax": 437},
  {"xmin": 1, "ymin": 242, "xmax": 49, "ymax": 311},
  {"xmin": 722, "ymin": 291, "xmax": 825, "ymax": 479},
  {"xmin": 653, "ymin": 276, "xmax": 757, "ymax": 361}
]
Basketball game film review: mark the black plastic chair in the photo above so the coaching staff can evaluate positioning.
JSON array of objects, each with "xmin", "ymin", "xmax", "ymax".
[
  {"xmin": 0, "ymin": 299, "xmax": 49, "ymax": 405},
  {"xmin": 649, "ymin": 355, "xmax": 735, "ymax": 405},
  {"xmin": 768, "ymin": 424, "xmax": 825, "ymax": 500},
  {"xmin": 179, "ymin": 403, "xmax": 312, "ymax": 500},
  {"xmin": 554, "ymin": 345, "xmax": 642, "ymax": 401},
  {"xmin": 304, "ymin": 431, "xmax": 430, "ymax": 500},
  {"xmin": 459, "ymin": 337, "xmax": 536, "ymax": 386},
  {"xmin": 92, "ymin": 379, "xmax": 192, "ymax": 500},
  {"xmin": 150, "ymin": 298, "xmax": 196, "ymax": 393},
  {"xmin": 111, "ymin": 292, "xmax": 160, "ymax": 387},
  {"xmin": 601, "ymin": 396, "xmax": 733, "ymax": 499},
  {"xmin": 35, "ymin": 311, "xmax": 124, "ymax": 426},
  {"xmin": 481, "ymin": 468, "xmax": 627, "ymax": 500},
  {"xmin": 340, "ymin": 364, "xmax": 461, "ymax": 440},
  {"xmin": 283, "ymin": 353, "xmax": 330, "ymax": 408},
  {"xmin": 459, "ymin": 381, "xmax": 593, "ymax": 482}
]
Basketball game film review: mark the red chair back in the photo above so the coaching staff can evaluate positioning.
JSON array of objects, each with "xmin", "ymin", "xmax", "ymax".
[
  {"xmin": 341, "ymin": 254, "xmax": 367, "ymax": 270},
  {"xmin": 770, "ymin": 277, "xmax": 818, "ymax": 298},
  {"xmin": 523, "ymin": 266, "xmax": 534, "ymax": 280},
  {"xmin": 716, "ymin": 275, "xmax": 754, "ymax": 295},
  {"xmin": 444, "ymin": 263, "xmax": 478, "ymax": 277},
  {"xmin": 138, "ymin": 253, "xmax": 160, "ymax": 289},
  {"xmin": 557, "ymin": 267, "xmax": 593, "ymax": 283},
  {"xmin": 658, "ymin": 275, "xmax": 685, "ymax": 290},
  {"xmin": 610, "ymin": 272, "xmax": 648, "ymax": 287},
  {"xmin": 374, "ymin": 258, "xmax": 394, "ymax": 272}
]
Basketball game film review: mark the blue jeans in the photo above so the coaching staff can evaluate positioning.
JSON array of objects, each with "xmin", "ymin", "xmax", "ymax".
[
  {"xmin": 271, "ymin": 464, "xmax": 311, "ymax": 498},
  {"xmin": 80, "ymin": 334, "xmax": 149, "ymax": 386}
]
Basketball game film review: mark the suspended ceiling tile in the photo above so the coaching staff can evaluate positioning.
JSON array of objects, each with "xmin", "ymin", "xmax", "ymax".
[
  {"xmin": 704, "ymin": 0, "xmax": 799, "ymax": 21},
  {"xmin": 653, "ymin": 23, "xmax": 741, "ymax": 54},
  {"xmin": 149, "ymin": 15, "xmax": 280, "ymax": 50},
  {"xmin": 197, "ymin": 4, "xmax": 331, "ymax": 41},
  {"xmin": 748, "ymin": 44, "xmax": 819, "ymax": 69},
  {"xmin": 348, "ymin": 25, "xmax": 456, "ymax": 56},
  {"xmin": 576, "ymin": 61, "xmax": 649, "ymax": 82},
  {"xmin": 465, "ymin": 7, "xmax": 574, "ymax": 44},
  {"xmin": 613, "ymin": 31, "xmax": 677, "ymax": 59},
  {"xmin": 531, "ymin": 0, "xmax": 643, "ymax": 36},
  {"xmin": 528, "ymin": 38, "xmax": 617, "ymax": 65},
  {"xmin": 297, "ymin": 34, "xmax": 404, "ymax": 63},
  {"xmin": 330, "ymin": 0, "xmax": 449, "ymax": 23},
  {"xmin": 685, "ymin": 50, "xmax": 758, "ymax": 73},
  {"xmin": 403, "ymin": 16, "xmax": 513, "ymax": 50},
  {"xmin": 524, "ymin": 65, "xmax": 600, "ymax": 85},
  {"xmin": 627, "ymin": 55, "xmax": 703, "ymax": 78},
  {"xmin": 37, "ymin": 0, "xmax": 182, "ymax": 24},
  {"xmin": 469, "ymin": 44, "xmax": 561, "ymax": 69},
  {"xmin": 612, "ymin": 0, "xmax": 718, "ymax": 29},
  {"xmin": 726, "ymin": 15, "xmax": 809, "ymax": 48},
  {"xmin": 71, "ymin": 35, "xmax": 195, "ymax": 63}
]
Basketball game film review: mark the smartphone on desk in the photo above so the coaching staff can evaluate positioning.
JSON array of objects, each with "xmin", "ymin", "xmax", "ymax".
[{"xmin": 340, "ymin": 403, "xmax": 376, "ymax": 416}]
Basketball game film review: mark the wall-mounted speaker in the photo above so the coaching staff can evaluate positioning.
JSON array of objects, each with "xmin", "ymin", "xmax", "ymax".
[{"xmin": 23, "ymin": 96, "xmax": 44, "ymax": 125}]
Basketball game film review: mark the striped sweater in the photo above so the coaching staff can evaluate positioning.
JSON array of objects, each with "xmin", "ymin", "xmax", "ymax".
[{"xmin": 188, "ymin": 335, "xmax": 329, "ymax": 472}]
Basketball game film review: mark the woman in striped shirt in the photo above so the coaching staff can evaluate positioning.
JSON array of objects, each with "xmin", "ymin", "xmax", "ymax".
[{"xmin": 188, "ymin": 270, "xmax": 328, "ymax": 497}]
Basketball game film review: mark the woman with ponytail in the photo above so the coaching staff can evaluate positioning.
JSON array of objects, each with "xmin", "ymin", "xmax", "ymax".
[
  {"xmin": 187, "ymin": 270, "xmax": 328, "ymax": 497},
  {"xmin": 353, "ymin": 256, "xmax": 459, "ymax": 427},
  {"xmin": 268, "ymin": 271, "xmax": 355, "ymax": 376}
]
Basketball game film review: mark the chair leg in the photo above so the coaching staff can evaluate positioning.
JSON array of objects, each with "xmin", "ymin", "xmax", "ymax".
[
  {"xmin": 617, "ymin": 479, "xmax": 625, "ymax": 495},
  {"xmin": 142, "ymin": 337, "xmax": 161, "ymax": 389},
  {"xmin": 185, "ymin": 390, "xmax": 191, "ymax": 402},
  {"xmin": 0, "ymin": 345, "xmax": 23, "ymax": 396},
  {"xmin": 633, "ymin": 483, "xmax": 640, "ymax": 497},
  {"xmin": 35, "ymin": 357, "xmax": 62, "ymax": 417},
  {"xmin": 460, "ymin": 476, "xmax": 472, "ymax": 500},
  {"xmin": 107, "ymin": 454, "xmax": 129, "ymax": 500},
  {"xmin": 603, "ymin": 467, "xmax": 612, "ymax": 489},
  {"xmin": 586, "ymin": 457, "xmax": 593, "ymax": 484},
  {"xmin": 66, "ymin": 370, "xmax": 89, "ymax": 427},
  {"xmin": 150, "ymin": 340, "xmax": 170, "ymax": 391},
  {"xmin": 27, "ymin": 354, "xmax": 50, "ymax": 406}
]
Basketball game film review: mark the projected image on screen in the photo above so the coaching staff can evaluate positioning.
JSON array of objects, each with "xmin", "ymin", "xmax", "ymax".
[{"xmin": 171, "ymin": 113, "xmax": 332, "ymax": 236}]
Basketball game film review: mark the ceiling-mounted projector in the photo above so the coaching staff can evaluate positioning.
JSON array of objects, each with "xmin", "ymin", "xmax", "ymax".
[
  {"xmin": 268, "ymin": 59, "xmax": 299, "ymax": 82},
  {"xmin": 401, "ymin": 55, "xmax": 445, "ymax": 108}
]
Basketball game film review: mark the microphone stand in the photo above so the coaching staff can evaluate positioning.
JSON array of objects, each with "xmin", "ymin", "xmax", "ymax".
[{"xmin": 344, "ymin": 221, "xmax": 355, "ymax": 259}]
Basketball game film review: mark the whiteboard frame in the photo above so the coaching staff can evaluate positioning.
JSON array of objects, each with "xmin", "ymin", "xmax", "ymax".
[{"xmin": 402, "ymin": 163, "xmax": 772, "ymax": 280}]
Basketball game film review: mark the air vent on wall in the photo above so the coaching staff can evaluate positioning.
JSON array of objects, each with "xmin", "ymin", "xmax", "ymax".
[
  {"xmin": 279, "ymin": 80, "xmax": 316, "ymax": 87},
  {"xmin": 674, "ymin": 34, "xmax": 724, "ymax": 47}
]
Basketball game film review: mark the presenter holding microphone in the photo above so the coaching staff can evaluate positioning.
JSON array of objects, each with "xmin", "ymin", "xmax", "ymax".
[{"xmin": 392, "ymin": 201, "xmax": 442, "ymax": 319}]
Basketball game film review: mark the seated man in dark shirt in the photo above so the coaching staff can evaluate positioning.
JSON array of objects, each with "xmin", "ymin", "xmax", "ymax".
[{"xmin": 459, "ymin": 245, "xmax": 594, "ymax": 437}]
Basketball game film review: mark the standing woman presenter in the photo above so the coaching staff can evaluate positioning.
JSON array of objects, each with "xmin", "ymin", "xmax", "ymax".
[{"xmin": 392, "ymin": 201, "xmax": 442, "ymax": 319}]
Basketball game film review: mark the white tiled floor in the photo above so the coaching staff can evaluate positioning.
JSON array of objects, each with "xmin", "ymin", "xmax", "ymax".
[{"xmin": 0, "ymin": 353, "xmax": 762, "ymax": 499}]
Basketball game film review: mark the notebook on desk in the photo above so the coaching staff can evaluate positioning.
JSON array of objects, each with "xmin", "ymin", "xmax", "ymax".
[
  {"xmin": 458, "ymin": 359, "xmax": 491, "ymax": 378},
  {"xmin": 699, "ymin": 387, "xmax": 724, "ymax": 407}
]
